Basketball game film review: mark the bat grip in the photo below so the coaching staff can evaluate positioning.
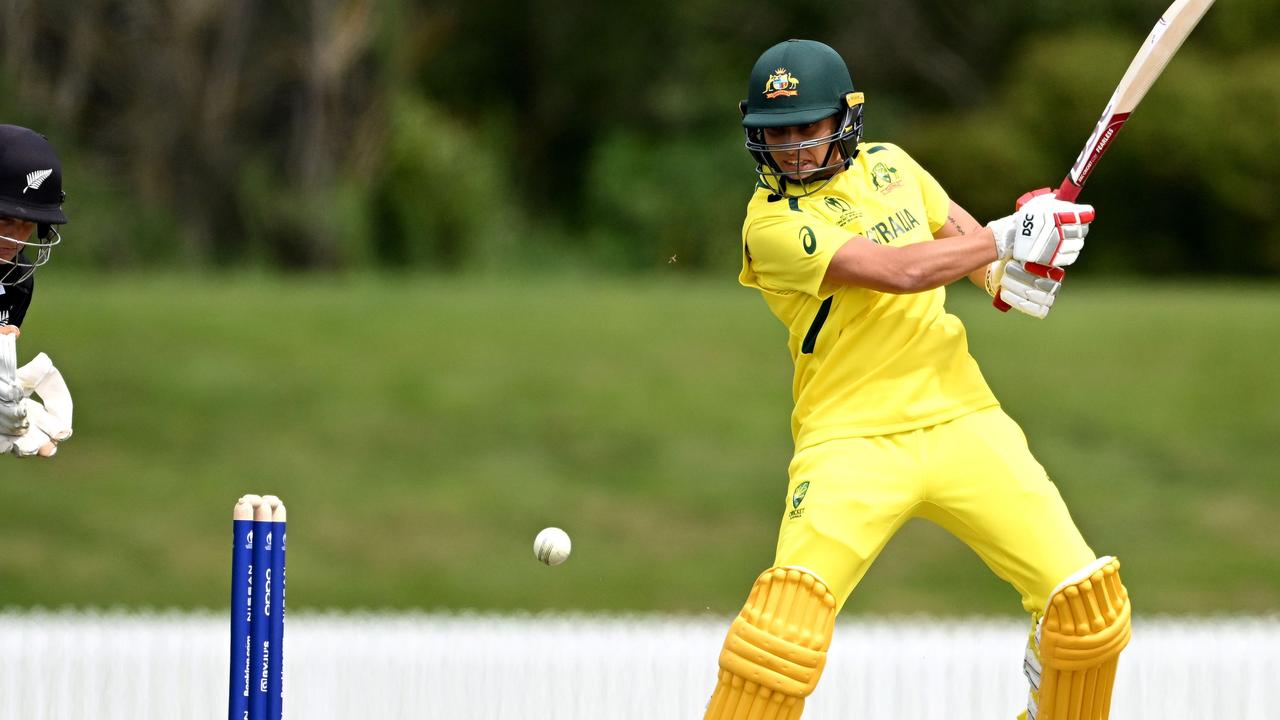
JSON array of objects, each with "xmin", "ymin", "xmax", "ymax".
[
  {"xmin": 995, "ymin": 176, "xmax": 1083, "ymax": 312},
  {"xmin": 1056, "ymin": 177, "xmax": 1083, "ymax": 202}
]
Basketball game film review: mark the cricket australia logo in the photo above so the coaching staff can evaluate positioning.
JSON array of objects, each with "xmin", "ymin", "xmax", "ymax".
[
  {"xmin": 789, "ymin": 481, "xmax": 810, "ymax": 520},
  {"xmin": 823, "ymin": 196, "xmax": 862, "ymax": 226},
  {"xmin": 763, "ymin": 68, "xmax": 799, "ymax": 99},
  {"xmin": 870, "ymin": 162, "xmax": 902, "ymax": 194},
  {"xmin": 24, "ymin": 169, "xmax": 52, "ymax": 194}
]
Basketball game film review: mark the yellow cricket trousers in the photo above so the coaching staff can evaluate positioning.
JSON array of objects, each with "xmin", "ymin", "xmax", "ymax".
[{"xmin": 775, "ymin": 406, "xmax": 1095, "ymax": 615}]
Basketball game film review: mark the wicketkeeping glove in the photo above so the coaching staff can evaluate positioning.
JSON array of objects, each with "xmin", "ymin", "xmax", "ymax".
[
  {"xmin": 16, "ymin": 352, "xmax": 73, "ymax": 443},
  {"xmin": 0, "ymin": 418, "xmax": 57, "ymax": 457},
  {"xmin": 0, "ymin": 342, "xmax": 73, "ymax": 458},
  {"xmin": 0, "ymin": 333, "xmax": 28, "ymax": 435}
]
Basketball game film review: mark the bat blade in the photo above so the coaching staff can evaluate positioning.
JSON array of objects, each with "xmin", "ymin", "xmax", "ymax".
[
  {"xmin": 994, "ymin": 0, "xmax": 1215, "ymax": 313},
  {"xmin": 1057, "ymin": 0, "xmax": 1216, "ymax": 200}
]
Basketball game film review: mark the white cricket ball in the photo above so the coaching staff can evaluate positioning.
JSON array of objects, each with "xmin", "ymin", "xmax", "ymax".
[{"xmin": 533, "ymin": 527, "xmax": 571, "ymax": 566}]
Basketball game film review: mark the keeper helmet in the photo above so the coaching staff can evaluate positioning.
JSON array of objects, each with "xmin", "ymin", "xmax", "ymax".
[
  {"xmin": 740, "ymin": 39, "xmax": 865, "ymax": 197},
  {"xmin": 0, "ymin": 125, "xmax": 67, "ymax": 285}
]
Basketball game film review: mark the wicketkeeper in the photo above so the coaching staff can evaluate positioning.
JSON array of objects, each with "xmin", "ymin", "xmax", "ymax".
[
  {"xmin": 0, "ymin": 125, "xmax": 74, "ymax": 458},
  {"xmin": 703, "ymin": 40, "xmax": 1130, "ymax": 720}
]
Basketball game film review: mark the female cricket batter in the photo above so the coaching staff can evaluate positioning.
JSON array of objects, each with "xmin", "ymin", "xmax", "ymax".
[
  {"xmin": 0, "ymin": 124, "xmax": 73, "ymax": 458},
  {"xmin": 703, "ymin": 40, "xmax": 1130, "ymax": 720}
]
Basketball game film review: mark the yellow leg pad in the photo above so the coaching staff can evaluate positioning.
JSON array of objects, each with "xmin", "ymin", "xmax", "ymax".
[
  {"xmin": 1028, "ymin": 557, "xmax": 1132, "ymax": 720},
  {"xmin": 704, "ymin": 567, "xmax": 837, "ymax": 720}
]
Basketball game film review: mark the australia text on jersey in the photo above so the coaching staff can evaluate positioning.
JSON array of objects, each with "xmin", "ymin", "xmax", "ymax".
[{"xmin": 866, "ymin": 208, "xmax": 921, "ymax": 245}]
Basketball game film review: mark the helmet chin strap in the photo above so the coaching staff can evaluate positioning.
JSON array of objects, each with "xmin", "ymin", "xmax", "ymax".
[{"xmin": 814, "ymin": 141, "xmax": 847, "ymax": 176}]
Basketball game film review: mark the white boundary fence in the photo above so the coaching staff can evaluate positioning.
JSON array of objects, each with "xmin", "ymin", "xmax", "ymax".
[{"xmin": 0, "ymin": 611, "xmax": 1276, "ymax": 719}]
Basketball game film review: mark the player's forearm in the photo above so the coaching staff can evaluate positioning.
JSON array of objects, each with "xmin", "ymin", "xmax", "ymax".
[
  {"xmin": 891, "ymin": 230, "xmax": 1000, "ymax": 292},
  {"xmin": 934, "ymin": 203, "xmax": 992, "ymax": 291},
  {"xmin": 825, "ymin": 230, "xmax": 998, "ymax": 294},
  {"xmin": 966, "ymin": 264, "xmax": 991, "ymax": 291}
]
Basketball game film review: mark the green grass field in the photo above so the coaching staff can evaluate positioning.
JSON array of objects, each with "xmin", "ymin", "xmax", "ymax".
[{"xmin": 2, "ymin": 273, "xmax": 1277, "ymax": 615}]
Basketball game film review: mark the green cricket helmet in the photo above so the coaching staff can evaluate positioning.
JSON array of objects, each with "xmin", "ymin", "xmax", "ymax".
[{"xmin": 740, "ymin": 39, "xmax": 865, "ymax": 196}]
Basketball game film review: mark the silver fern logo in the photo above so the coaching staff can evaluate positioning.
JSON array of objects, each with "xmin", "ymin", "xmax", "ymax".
[{"xmin": 23, "ymin": 169, "xmax": 52, "ymax": 194}]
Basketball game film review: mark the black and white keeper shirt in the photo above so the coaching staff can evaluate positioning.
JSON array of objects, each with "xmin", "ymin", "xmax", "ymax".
[{"xmin": 0, "ymin": 256, "xmax": 35, "ymax": 328}]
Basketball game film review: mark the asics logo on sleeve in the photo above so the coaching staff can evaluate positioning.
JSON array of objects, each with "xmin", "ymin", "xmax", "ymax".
[{"xmin": 800, "ymin": 226, "xmax": 817, "ymax": 255}]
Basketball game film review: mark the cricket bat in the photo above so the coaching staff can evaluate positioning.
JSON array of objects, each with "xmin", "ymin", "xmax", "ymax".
[{"xmin": 995, "ymin": 0, "xmax": 1216, "ymax": 311}]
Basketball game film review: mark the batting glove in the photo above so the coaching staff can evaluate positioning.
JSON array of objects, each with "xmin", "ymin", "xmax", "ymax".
[
  {"xmin": 984, "ymin": 259, "xmax": 1063, "ymax": 320},
  {"xmin": 988, "ymin": 191, "xmax": 1094, "ymax": 268}
]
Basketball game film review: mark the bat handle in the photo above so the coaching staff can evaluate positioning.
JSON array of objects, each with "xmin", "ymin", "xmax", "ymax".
[
  {"xmin": 993, "ymin": 177, "xmax": 1083, "ymax": 312},
  {"xmin": 1026, "ymin": 262, "xmax": 1066, "ymax": 281},
  {"xmin": 1055, "ymin": 177, "xmax": 1083, "ymax": 202}
]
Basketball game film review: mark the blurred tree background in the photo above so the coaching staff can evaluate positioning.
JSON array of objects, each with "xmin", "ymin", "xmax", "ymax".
[
  {"xmin": 1, "ymin": 1, "xmax": 1278, "ymax": 615},
  {"xmin": 2, "ymin": 0, "xmax": 1277, "ymax": 277}
]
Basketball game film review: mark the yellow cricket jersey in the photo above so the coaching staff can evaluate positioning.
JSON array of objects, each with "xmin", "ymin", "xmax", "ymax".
[{"xmin": 740, "ymin": 142, "xmax": 998, "ymax": 449}]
